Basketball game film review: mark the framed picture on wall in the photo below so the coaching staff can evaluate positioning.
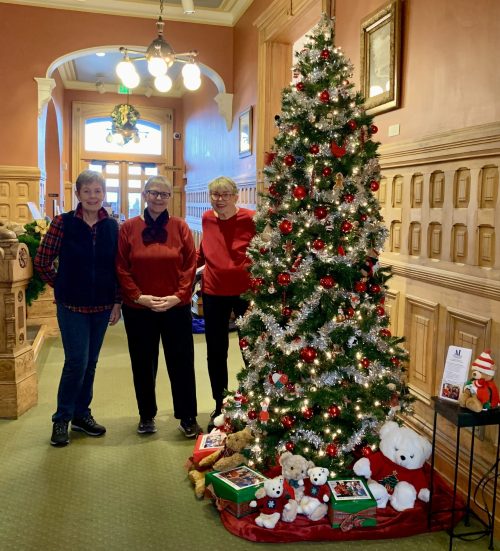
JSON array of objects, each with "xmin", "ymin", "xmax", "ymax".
[
  {"xmin": 360, "ymin": 0, "xmax": 402, "ymax": 115},
  {"xmin": 238, "ymin": 107, "xmax": 253, "ymax": 158}
]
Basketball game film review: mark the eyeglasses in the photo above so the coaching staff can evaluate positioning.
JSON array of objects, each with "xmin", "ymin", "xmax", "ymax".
[
  {"xmin": 146, "ymin": 190, "xmax": 171, "ymax": 200},
  {"xmin": 210, "ymin": 192, "xmax": 235, "ymax": 200}
]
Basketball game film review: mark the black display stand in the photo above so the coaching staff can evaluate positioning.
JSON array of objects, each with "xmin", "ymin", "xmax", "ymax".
[{"xmin": 428, "ymin": 397, "xmax": 500, "ymax": 550}]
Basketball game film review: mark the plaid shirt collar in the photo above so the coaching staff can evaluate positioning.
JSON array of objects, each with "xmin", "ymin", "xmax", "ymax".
[{"xmin": 75, "ymin": 203, "xmax": 109, "ymax": 222}]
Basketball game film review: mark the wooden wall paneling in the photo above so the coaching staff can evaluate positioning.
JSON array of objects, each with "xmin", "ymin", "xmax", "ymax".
[
  {"xmin": 0, "ymin": 166, "xmax": 44, "ymax": 223},
  {"xmin": 385, "ymin": 290, "xmax": 400, "ymax": 336}
]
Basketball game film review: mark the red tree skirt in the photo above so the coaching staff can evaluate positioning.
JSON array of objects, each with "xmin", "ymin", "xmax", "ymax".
[{"xmin": 220, "ymin": 473, "xmax": 464, "ymax": 543}]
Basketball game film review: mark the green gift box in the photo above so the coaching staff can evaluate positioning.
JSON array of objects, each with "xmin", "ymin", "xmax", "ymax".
[
  {"xmin": 328, "ymin": 478, "xmax": 377, "ymax": 529},
  {"xmin": 205, "ymin": 465, "xmax": 267, "ymax": 518}
]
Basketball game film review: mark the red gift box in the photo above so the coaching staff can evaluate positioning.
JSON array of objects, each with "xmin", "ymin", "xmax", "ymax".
[{"xmin": 192, "ymin": 431, "xmax": 226, "ymax": 464}]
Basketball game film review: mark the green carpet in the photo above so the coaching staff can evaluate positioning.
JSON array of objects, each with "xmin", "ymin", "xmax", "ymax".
[{"xmin": 0, "ymin": 321, "xmax": 495, "ymax": 550}]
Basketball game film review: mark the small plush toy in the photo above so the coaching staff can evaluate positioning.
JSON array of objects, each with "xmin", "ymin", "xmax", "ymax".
[
  {"xmin": 298, "ymin": 467, "xmax": 330, "ymax": 521},
  {"xmin": 188, "ymin": 427, "xmax": 253, "ymax": 498},
  {"xmin": 249, "ymin": 476, "xmax": 286, "ymax": 529},
  {"xmin": 459, "ymin": 350, "xmax": 499, "ymax": 412},
  {"xmin": 278, "ymin": 452, "xmax": 315, "ymax": 522},
  {"xmin": 353, "ymin": 421, "xmax": 432, "ymax": 512}
]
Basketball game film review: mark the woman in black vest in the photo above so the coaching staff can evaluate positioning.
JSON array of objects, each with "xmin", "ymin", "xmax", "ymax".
[{"xmin": 35, "ymin": 170, "xmax": 121, "ymax": 446}]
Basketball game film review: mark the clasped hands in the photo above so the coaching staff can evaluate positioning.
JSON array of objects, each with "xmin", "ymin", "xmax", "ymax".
[{"xmin": 136, "ymin": 294, "xmax": 181, "ymax": 312}]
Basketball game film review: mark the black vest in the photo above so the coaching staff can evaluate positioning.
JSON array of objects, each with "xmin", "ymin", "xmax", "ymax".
[{"xmin": 54, "ymin": 212, "xmax": 118, "ymax": 307}]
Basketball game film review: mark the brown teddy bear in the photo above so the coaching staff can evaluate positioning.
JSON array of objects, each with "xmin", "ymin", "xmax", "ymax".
[
  {"xmin": 188, "ymin": 427, "xmax": 254, "ymax": 498},
  {"xmin": 459, "ymin": 350, "xmax": 500, "ymax": 412}
]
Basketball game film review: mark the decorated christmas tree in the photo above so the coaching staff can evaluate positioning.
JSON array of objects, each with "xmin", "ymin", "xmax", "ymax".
[{"xmin": 221, "ymin": 14, "xmax": 411, "ymax": 475}]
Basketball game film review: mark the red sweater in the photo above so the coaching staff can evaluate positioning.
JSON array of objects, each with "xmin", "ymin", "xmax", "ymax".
[
  {"xmin": 197, "ymin": 208, "xmax": 255, "ymax": 296},
  {"xmin": 116, "ymin": 215, "xmax": 196, "ymax": 307}
]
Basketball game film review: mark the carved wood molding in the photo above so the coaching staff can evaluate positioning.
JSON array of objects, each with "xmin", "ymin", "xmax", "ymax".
[
  {"xmin": 379, "ymin": 122, "xmax": 500, "ymax": 169},
  {"xmin": 382, "ymin": 257, "xmax": 500, "ymax": 301},
  {"xmin": 0, "ymin": 166, "xmax": 42, "ymax": 181}
]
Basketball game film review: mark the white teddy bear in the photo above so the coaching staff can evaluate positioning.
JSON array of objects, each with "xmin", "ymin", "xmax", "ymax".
[
  {"xmin": 250, "ymin": 476, "xmax": 286, "ymax": 529},
  {"xmin": 353, "ymin": 421, "xmax": 432, "ymax": 512},
  {"xmin": 298, "ymin": 466, "xmax": 330, "ymax": 521}
]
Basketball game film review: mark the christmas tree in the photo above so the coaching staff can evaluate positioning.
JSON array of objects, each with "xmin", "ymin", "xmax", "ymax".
[{"xmin": 222, "ymin": 14, "xmax": 411, "ymax": 475}]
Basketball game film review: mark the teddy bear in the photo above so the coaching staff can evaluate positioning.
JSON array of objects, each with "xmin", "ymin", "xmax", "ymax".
[
  {"xmin": 459, "ymin": 350, "xmax": 499, "ymax": 412},
  {"xmin": 353, "ymin": 421, "xmax": 432, "ymax": 512},
  {"xmin": 278, "ymin": 452, "xmax": 315, "ymax": 522},
  {"xmin": 298, "ymin": 466, "xmax": 330, "ymax": 521},
  {"xmin": 188, "ymin": 427, "xmax": 254, "ymax": 499},
  {"xmin": 249, "ymin": 476, "xmax": 286, "ymax": 529}
]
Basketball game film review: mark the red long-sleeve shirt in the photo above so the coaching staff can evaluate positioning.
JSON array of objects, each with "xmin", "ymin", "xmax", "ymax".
[
  {"xmin": 197, "ymin": 208, "xmax": 255, "ymax": 296},
  {"xmin": 116, "ymin": 215, "xmax": 196, "ymax": 307}
]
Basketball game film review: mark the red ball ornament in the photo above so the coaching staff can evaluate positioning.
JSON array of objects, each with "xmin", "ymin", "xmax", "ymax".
[
  {"xmin": 284, "ymin": 154, "xmax": 296, "ymax": 166},
  {"xmin": 379, "ymin": 328, "xmax": 392, "ymax": 338},
  {"xmin": 296, "ymin": 82, "xmax": 305, "ymax": 92},
  {"xmin": 390, "ymin": 356, "xmax": 400, "ymax": 366},
  {"xmin": 320, "ymin": 49, "xmax": 330, "ymax": 59},
  {"xmin": 370, "ymin": 180, "xmax": 380, "ymax": 192},
  {"xmin": 370, "ymin": 284, "xmax": 381, "ymax": 294},
  {"xmin": 285, "ymin": 441, "xmax": 295, "ymax": 452},
  {"xmin": 282, "ymin": 306, "xmax": 293, "ymax": 317},
  {"xmin": 346, "ymin": 307, "xmax": 355, "ymax": 318},
  {"xmin": 314, "ymin": 206, "xmax": 328, "ymax": 220},
  {"xmin": 312, "ymin": 238, "xmax": 326, "ymax": 251},
  {"xmin": 259, "ymin": 247, "xmax": 269, "ymax": 255},
  {"xmin": 347, "ymin": 119, "xmax": 357, "ymax": 130},
  {"xmin": 343, "ymin": 194, "xmax": 355, "ymax": 203},
  {"xmin": 281, "ymin": 414, "xmax": 296, "ymax": 429},
  {"xmin": 300, "ymin": 346, "xmax": 317, "ymax": 363},
  {"xmin": 309, "ymin": 144, "xmax": 320, "ymax": 155},
  {"xmin": 322, "ymin": 166, "xmax": 332, "ymax": 177},
  {"xmin": 293, "ymin": 186, "xmax": 308, "ymax": 200},
  {"xmin": 268, "ymin": 183, "xmax": 280, "ymax": 197},
  {"xmin": 303, "ymin": 407, "xmax": 314, "ymax": 420},
  {"xmin": 319, "ymin": 90, "xmax": 330, "ymax": 103},
  {"xmin": 277, "ymin": 272, "xmax": 291, "ymax": 286},
  {"xmin": 328, "ymin": 404, "xmax": 341, "ymax": 418},
  {"xmin": 361, "ymin": 445, "xmax": 373, "ymax": 457},
  {"xmin": 360, "ymin": 213, "xmax": 368, "ymax": 222},
  {"xmin": 354, "ymin": 281, "xmax": 367, "ymax": 293},
  {"xmin": 247, "ymin": 409, "xmax": 258, "ymax": 420},
  {"xmin": 379, "ymin": 296, "xmax": 386, "ymax": 305},
  {"xmin": 320, "ymin": 275, "xmax": 335, "ymax": 289},
  {"xmin": 326, "ymin": 443, "xmax": 338, "ymax": 457},
  {"xmin": 341, "ymin": 220, "xmax": 353, "ymax": 233},
  {"xmin": 375, "ymin": 306, "xmax": 386, "ymax": 316},
  {"xmin": 250, "ymin": 277, "xmax": 264, "ymax": 290},
  {"xmin": 279, "ymin": 219, "xmax": 293, "ymax": 235},
  {"xmin": 337, "ymin": 245, "xmax": 346, "ymax": 256},
  {"xmin": 239, "ymin": 338, "xmax": 249, "ymax": 349},
  {"xmin": 264, "ymin": 151, "xmax": 277, "ymax": 166},
  {"xmin": 370, "ymin": 124, "xmax": 378, "ymax": 134},
  {"xmin": 268, "ymin": 207, "xmax": 277, "ymax": 216},
  {"xmin": 361, "ymin": 357, "xmax": 371, "ymax": 368},
  {"xmin": 330, "ymin": 143, "xmax": 347, "ymax": 158}
]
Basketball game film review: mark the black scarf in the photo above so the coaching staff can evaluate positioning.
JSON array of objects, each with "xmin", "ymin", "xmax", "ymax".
[{"xmin": 142, "ymin": 208, "xmax": 169, "ymax": 245}]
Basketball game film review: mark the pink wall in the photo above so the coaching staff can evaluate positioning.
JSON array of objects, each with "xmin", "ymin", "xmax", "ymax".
[
  {"xmin": 0, "ymin": 3, "xmax": 232, "ymax": 167},
  {"xmin": 335, "ymin": 0, "xmax": 500, "ymax": 142}
]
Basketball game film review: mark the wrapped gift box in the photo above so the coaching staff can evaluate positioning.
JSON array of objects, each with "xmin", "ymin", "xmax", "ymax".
[
  {"xmin": 328, "ymin": 478, "xmax": 377, "ymax": 529},
  {"xmin": 205, "ymin": 465, "xmax": 267, "ymax": 518},
  {"xmin": 192, "ymin": 431, "xmax": 226, "ymax": 464}
]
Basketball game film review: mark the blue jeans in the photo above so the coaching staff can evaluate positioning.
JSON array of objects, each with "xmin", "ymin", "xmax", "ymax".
[{"xmin": 52, "ymin": 304, "xmax": 111, "ymax": 423}]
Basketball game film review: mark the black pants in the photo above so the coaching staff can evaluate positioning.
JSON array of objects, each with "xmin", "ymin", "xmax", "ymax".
[
  {"xmin": 202, "ymin": 293, "xmax": 249, "ymax": 407},
  {"xmin": 122, "ymin": 303, "xmax": 197, "ymax": 420}
]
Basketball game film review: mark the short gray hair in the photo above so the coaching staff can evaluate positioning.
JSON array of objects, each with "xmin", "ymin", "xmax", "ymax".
[
  {"xmin": 75, "ymin": 170, "xmax": 106, "ymax": 193},
  {"xmin": 144, "ymin": 175, "xmax": 173, "ymax": 194},
  {"xmin": 208, "ymin": 176, "xmax": 238, "ymax": 196}
]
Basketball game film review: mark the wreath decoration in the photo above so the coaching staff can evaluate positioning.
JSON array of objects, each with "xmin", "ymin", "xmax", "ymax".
[{"xmin": 110, "ymin": 103, "xmax": 140, "ymax": 144}]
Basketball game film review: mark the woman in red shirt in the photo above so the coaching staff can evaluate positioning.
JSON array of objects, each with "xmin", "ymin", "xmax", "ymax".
[
  {"xmin": 116, "ymin": 176, "xmax": 200, "ymax": 438},
  {"xmin": 197, "ymin": 176, "xmax": 256, "ymax": 430}
]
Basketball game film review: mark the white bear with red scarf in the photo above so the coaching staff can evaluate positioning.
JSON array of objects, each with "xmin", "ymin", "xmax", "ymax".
[{"xmin": 353, "ymin": 421, "xmax": 432, "ymax": 512}]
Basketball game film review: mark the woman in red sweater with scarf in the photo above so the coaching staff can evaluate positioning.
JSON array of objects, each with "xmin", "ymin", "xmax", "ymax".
[
  {"xmin": 197, "ymin": 176, "xmax": 256, "ymax": 430},
  {"xmin": 116, "ymin": 176, "xmax": 200, "ymax": 438}
]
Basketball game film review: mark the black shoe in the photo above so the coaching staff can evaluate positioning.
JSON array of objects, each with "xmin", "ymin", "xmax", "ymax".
[
  {"xmin": 178, "ymin": 417, "xmax": 202, "ymax": 438},
  {"xmin": 137, "ymin": 418, "xmax": 157, "ymax": 434},
  {"xmin": 207, "ymin": 409, "xmax": 222, "ymax": 433},
  {"xmin": 71, "ymin": 415, "xmax": 106, "ymax": 437},
  {"xmin": 51, "ymin": 421, "xmax": 69, "ymax": 446}
]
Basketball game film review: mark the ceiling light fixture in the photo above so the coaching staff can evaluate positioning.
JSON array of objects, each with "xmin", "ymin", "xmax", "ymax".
[
  {"xmin": 116, "ymin": 0, "xmax": 201, "ymax": 93},
  {"xmin": 181, "ymin": 0, "xmax": 195, "ymax": 14}
]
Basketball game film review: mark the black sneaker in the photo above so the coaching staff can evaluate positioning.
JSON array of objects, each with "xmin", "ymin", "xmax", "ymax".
[
  {"xmin": 178, "ymin": 417, "xmax": 202, "ymax": 438},
  {"xmin": 71, "ymin": 415, "xmax": 106, "ymax": 437},
  {"xmin": 207, "ymin": 409, "xmax": 222, "ymax": 433},
  {"xmin": 137, "ymin": 418, "xmax": 157, "ymax": 434},
  {"xmin": 51, "ymin": 421, "xmax": 69, "ymax": 447}
]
